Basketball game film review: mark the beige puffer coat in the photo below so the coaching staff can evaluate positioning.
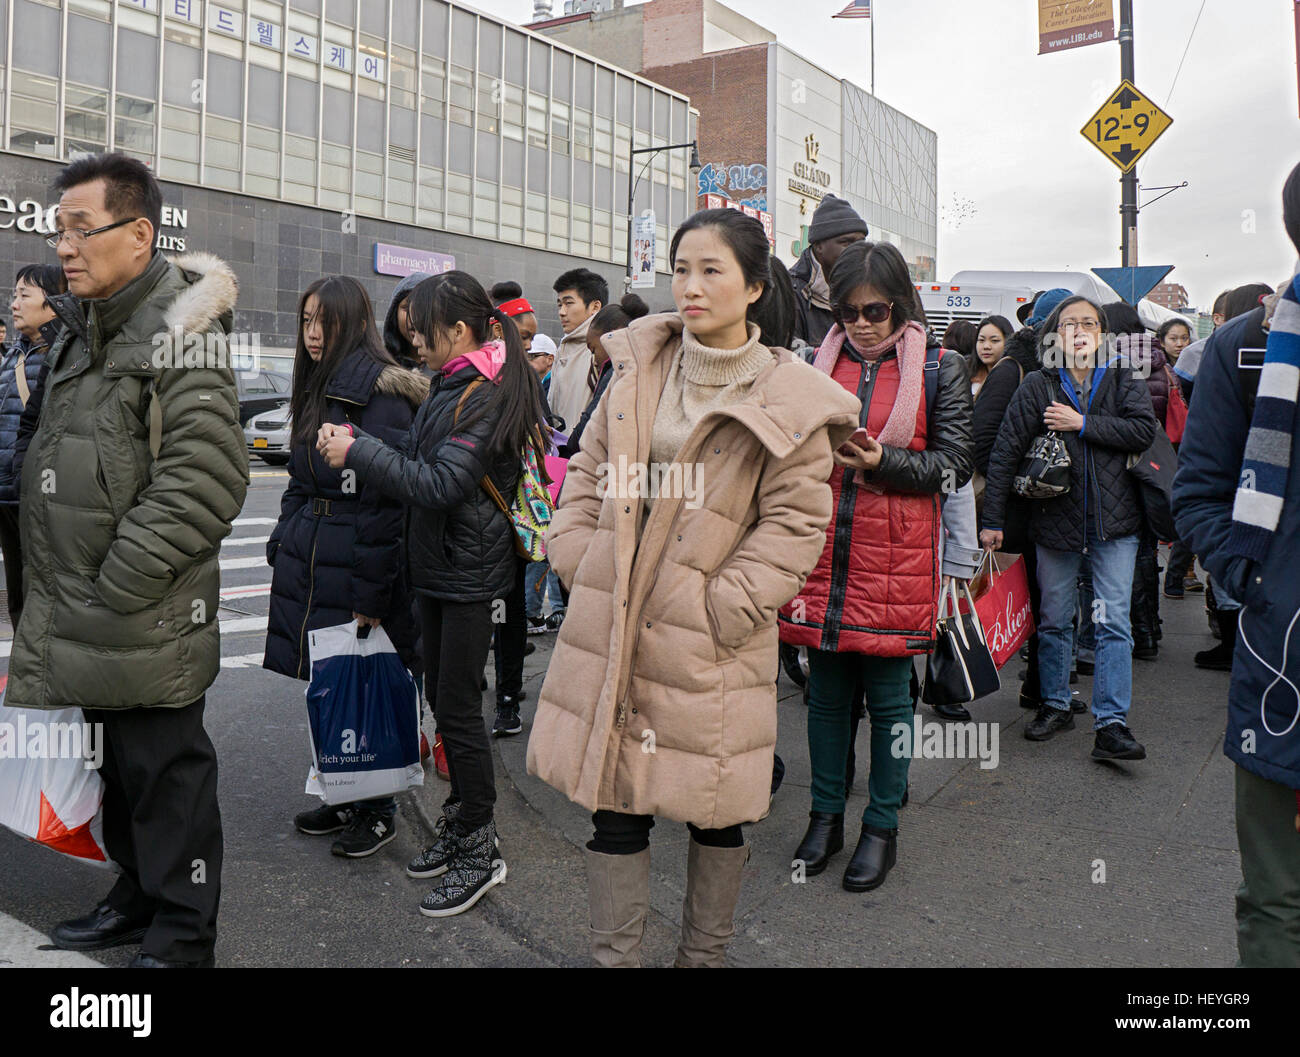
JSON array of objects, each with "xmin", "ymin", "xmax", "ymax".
[{"xmin": 526, "ymin": 313, "xmax": 859, "ymax": 829}]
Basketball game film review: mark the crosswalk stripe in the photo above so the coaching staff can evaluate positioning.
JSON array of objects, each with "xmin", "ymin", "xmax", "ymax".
[
  {"xmin": 234, "ymin": 517, "xmax": 279, "ymax": 527},
  {"xmin": 220, "ymin": 556, "xmax": 269, "ymax": 570},
  {"xmin": 0, "ymin": 613, "xmax": 267, "ymax": 659},
  {"xmin": 221, "ymin": 652, "xmax": 267, "ymax": 669},
  {"xmin": 221, "ymin": 535, "xmax": 270, "ymax": 549}
]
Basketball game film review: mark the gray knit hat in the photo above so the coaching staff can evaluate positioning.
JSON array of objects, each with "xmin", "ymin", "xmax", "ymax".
[{"xmin": 809, "ymin": 194, "xmax": 868, "ymax": 244}]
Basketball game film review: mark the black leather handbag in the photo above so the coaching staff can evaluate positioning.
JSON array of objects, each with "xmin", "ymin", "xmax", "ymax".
[
  {"xmin": 923, "ymin": 580, "xmax": 1001, "ymax": 707},
  {"xmin": 1013, "ymin": 430, "xmax": 1072, "ymax": 499}
]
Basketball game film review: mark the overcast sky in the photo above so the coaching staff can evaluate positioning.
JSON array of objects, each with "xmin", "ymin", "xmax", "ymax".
[{"xmin": 473, "ymin": 0, "xmax": 1299, "ymax": 308}]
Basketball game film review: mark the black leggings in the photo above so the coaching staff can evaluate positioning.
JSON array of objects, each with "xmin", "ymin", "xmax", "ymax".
[{"xmin": 588, "ymin": 810, "xmax": 743, "ymax": 855}]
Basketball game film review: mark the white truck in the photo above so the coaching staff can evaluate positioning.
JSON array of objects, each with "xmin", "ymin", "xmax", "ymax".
[{"xmin": 917, "ymin": 269, "xmax": 1193, "ymax": 334}]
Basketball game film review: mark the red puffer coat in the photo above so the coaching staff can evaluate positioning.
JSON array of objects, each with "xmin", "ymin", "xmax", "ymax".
[{"xmin": 779, "ymin": 344, "xmax": 973, "ymax": 657}]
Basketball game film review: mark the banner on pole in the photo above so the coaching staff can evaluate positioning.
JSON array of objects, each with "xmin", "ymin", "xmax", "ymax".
[
  {"xmin": 632, "ymin": 212, "xmax": 656, "ymax": 290},
  {"xmin": 1039, "ymin": 0, "xmax": 1115, "ymax": 55}
]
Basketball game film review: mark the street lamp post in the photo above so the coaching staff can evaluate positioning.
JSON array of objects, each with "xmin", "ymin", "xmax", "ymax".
[{"xmin": 625, "ymin": 140, "xmax": 701, "ymax": 292}]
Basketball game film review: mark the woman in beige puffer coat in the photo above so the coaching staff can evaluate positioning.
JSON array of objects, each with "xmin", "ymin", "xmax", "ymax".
[{"xmin": 527, "ymin": 209, "xmax": 859, "ymax": 967}]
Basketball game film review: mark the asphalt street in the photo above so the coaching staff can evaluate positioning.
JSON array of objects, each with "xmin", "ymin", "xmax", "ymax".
[{"xmin": 0, "ymin": 463, "xmax": 1242, "ymax": 967}]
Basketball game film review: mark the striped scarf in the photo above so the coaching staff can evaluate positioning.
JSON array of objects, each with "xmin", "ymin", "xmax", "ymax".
[{"xmin": 1227, "ymin": 266, "xmax": 1300, "ymax": 560}]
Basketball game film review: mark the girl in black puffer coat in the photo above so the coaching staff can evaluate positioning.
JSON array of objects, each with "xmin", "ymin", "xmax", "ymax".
[
  {"xmin": 265, "ymin": 276, "xmax": 427, "ymax": 854},
  {"xmin": 318, "ymin": 271, "xmax": 550, "ymax": 920}
]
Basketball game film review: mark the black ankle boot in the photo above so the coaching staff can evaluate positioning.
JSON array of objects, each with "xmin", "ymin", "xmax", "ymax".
[
  {"xmin": 843, "ymin": 825, "xmax": 898, "ymax": 892},
  {"xmin": 1195, "ymin": 608, "xmax": 1238, "ymax": 670},
  {"xmin": 792, "ymin": 812, "xmax": 844, "ymax": 876}
]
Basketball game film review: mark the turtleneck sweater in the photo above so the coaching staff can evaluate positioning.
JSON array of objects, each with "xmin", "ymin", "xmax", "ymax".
[{"xmin": 644, "ymin": 322, "xmax": 773, "ymax": 511}]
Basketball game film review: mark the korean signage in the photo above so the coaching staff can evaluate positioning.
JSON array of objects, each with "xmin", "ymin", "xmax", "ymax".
[
  {"xmin": 123, "ymin": 2, "xmax": 379, "ymax": 80},
  {"xmin": 631, "ymin": 213, "xmax": 656, "ymax": 290},
  {"xmin": 1038, "ymin": 0, "xmax": 1114, "ymax": 55},
  {"xmin": 703, "ymin": 194, "xmax": 775, "ymax": 248},
  {"xmin": 374, "ymin": 243, "xmax": 456, "ymax": 279}
]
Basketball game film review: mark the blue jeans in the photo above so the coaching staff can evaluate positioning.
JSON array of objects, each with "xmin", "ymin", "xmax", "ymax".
[
  {"xmin": 524, "ymin": 560, "xmax": 564, "ymax": 619},
  {"xmin": 1037, "ymin": 533, "xmax": 1139, "ymax": 730}
]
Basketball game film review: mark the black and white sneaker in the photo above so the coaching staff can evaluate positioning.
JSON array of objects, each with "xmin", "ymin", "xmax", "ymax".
[
  {"xmin": 545, "ymin": 610, "xmax": 565, "ymax": 632},
  {"xmin": 492, "ymin": 700, "xmax": 523, "ymax": 737},
  {"xmin": 330, "ymin": 810, "xmax": 397, "ymax": 858},
  {"xmin": 407, "ymin": 803, "xmax": 498, "ymax": 878},
  {"xmin": 526, "ymin": 616, "xmax": 548, "ymax": 635},
  {"xmin": 419, "ymin": 820, "xmax": 507, "ymax": 918},
  {"xmin": 294, "ymin": 802, "xmax": 355, "ymax": 835}
]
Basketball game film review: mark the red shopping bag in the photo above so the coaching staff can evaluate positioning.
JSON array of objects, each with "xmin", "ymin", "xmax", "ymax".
[{"xmin": 961, "ymin": 552, "xmax": 1035, "ymax": 670}]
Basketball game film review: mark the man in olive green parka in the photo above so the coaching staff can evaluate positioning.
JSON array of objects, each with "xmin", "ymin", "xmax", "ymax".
[{"xmin": 13, "ymin": 153, "xmax": 248, "ymax": 967}]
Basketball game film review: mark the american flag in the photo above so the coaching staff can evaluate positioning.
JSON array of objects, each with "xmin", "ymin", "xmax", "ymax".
[{"xmin": 832, "ymin": 0, "xmax": 870, "ymax": 17}]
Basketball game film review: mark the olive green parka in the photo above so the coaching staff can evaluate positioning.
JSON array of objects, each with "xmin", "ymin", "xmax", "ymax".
[{"xmin": 8, "ymin": 250, "xmax": 249, "ymax": 710}]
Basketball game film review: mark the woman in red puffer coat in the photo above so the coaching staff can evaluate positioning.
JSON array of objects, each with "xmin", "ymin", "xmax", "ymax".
[{"xmin": 779, "ymin": 241, "xmax": 972, "ymax": 894}]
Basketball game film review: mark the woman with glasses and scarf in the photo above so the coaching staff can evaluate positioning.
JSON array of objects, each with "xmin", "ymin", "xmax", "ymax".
[
  {"xmin": 980, "ymin": 296, "xmax": 1157, "ymax": 761},
  {"xmin": 782, "ymin": 240, "xmax": 972, "ymax": 893}
]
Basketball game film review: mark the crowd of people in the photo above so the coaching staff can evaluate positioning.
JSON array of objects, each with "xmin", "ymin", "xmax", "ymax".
[{"xmin": 2, "ymin": 150, "xmax": 1298, "ymax": 969}]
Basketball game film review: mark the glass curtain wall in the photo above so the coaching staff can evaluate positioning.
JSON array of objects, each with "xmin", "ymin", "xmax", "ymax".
[{"xmin": 1, "ymin": 0, "xmax": 694, "ymax": 267}]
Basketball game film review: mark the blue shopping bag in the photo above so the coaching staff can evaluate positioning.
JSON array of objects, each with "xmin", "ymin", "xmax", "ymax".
[{"xmin": 304, "ymin": 622, "xmax": 422, "ymax": 805}]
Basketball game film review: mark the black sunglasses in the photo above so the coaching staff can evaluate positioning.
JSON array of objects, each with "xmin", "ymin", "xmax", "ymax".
[{"xmin": 836, "ymin": 301, "xmax": 893, "ymax": 326}]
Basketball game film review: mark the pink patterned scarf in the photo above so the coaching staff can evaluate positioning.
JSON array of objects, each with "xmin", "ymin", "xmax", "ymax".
[{"xmin": 812, "ymin": 320, "xmax": 927, "ymax": 449}]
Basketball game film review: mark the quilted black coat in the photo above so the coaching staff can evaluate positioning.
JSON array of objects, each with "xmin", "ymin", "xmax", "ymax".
[
  {"xmin": 345, "ymin": 363, "xmax": 521, "ymax": 605},
  {"xmin": 263, "ymin": 351, "xmax": 427, "ymax": 679},
  {"xmin": 981, "ymin": 364, "xmax": 1157, "ymax": 552}
]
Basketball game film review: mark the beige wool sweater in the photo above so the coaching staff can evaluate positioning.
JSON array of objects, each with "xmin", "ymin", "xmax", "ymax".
[{"xmin": 645, "ymin": 323, "xmax": 774, "ymax": 508}]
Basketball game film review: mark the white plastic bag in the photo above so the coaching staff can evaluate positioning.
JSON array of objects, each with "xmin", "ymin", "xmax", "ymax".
[
  {"xmin": 304, "ymin": 622, "xmax": 423, "ymax": 805},
  {"xmin": 0, "ymin": 690, "xmax": 111, "ymax": 866}
]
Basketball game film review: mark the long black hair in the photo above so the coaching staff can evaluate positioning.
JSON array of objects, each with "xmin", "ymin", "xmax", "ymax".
[
  {"xmin": 407, "ymin": 270, "xmax": 549, "ymax": 470},
  {"xmin": 828, "ymin": 241, "xmax": 927, "ymax": 332},
  {"xmin": 291, "ymin": 275, "xmax": 394, "ymax": 444},
  {"xmin": 753, "ymin": 255, "xmax": 798, "ymax": 348},
  {"xmin": 589, "ymin": 292, "xmax": 649, "ymax": 339},
  {"xmin": 669, "ymin": 208, "xmax": 772, "ymax": 325}
]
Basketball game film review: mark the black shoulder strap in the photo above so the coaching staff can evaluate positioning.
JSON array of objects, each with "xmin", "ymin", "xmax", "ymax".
[{"xmin": 924, "ymin": 343, "xmax": 943, "ymax": 435}]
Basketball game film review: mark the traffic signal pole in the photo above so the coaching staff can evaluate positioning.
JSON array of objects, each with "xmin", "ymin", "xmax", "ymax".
[{"xmin": 1119, "ymin": 0, "xmax": 1138, "ymax": 266}]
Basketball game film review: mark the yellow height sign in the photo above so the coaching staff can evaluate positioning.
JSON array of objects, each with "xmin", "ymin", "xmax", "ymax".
[{"xmin": 1080, "ymin": 80, "xmax": 1173, "ymax": 173}]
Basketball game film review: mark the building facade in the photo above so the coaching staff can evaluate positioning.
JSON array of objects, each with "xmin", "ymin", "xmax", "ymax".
[
  {"xmin": 1149, "ymin": 281, "xmax": 1190, "ymax": 312},
  {"xmin": 0, "ymin": 0, "xmax": 699, "ymax": 345},
  {"xmin": 534, "ymin": 0, "xmax": 938, "ymax": 279}
]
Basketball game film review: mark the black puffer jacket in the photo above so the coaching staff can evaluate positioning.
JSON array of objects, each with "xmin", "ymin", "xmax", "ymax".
[
  {"xmin": 982, "ymin": 365, "xmax": 1157, "ymax": 551},
  {"xmin": 346, "ymin": 363, "xmax": 521, "ymax": 604},
  {"xmin": 263, "ymin": 351, "xmax": 427, "ymax": 679}
]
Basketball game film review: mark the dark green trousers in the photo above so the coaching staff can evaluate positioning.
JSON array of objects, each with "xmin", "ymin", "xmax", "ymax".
[
  {"xmin": 807, "ymin": 650, "xmax": 913, "ymax": 830},
  {"xmin": 1234, "ymin": 763, "xmax": 1300, "ymax": 967}
]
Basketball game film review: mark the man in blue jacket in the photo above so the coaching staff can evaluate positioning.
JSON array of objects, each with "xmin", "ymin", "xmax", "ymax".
[{"xmin": 1172, "ymin": 161, "xmax": 1300, "ymax": 967}]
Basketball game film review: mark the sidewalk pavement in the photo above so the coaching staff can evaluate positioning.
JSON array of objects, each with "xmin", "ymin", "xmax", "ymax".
[{"xmin": 490, "ymin": 584, "xmax": 1240, "ymax": 968}]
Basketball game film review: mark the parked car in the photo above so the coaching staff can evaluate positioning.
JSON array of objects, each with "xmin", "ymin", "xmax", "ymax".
[
  {"xmin": 236, "ymin": 369, "xmax": 291, "ymax": 425},
  {"xmin": 244, "ymin": 403, "xmax": 291, "ymax": 466}
]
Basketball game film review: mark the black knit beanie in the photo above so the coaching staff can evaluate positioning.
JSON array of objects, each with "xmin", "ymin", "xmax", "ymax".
[
  {"xmin": 809, "ymin": 194, "xmax": 869, "ymax": 244},
  {"xmin": 1284, "ymin": 160, "xmax": 1300, "ymax": 254}
]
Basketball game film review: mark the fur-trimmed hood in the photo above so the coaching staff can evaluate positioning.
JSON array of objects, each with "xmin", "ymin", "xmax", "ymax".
[
  {"xmin": 164, "ymin": 252, "xmax": 239, "ymax": 336},
  {"xmin": 374, "ymin": 363, "xmax": 430, "ymax": 407}
]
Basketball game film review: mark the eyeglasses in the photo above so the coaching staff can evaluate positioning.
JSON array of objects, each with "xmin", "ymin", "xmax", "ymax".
[
  {"xmin": 45, "ymin": 216, "xmax": 141, "ymax": 250},
  {"xmin": 1059, "ymin": 318, "xmax": 1101, "ymax": 332},
  {"xmin": 835, "ymin": 301, "xmax": 893, "ymax": 326}
]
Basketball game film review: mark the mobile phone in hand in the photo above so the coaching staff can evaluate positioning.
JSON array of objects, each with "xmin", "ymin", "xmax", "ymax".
[{"xmin": 839, "ymin": 427, "xmax": 871, "ymax": 455}]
